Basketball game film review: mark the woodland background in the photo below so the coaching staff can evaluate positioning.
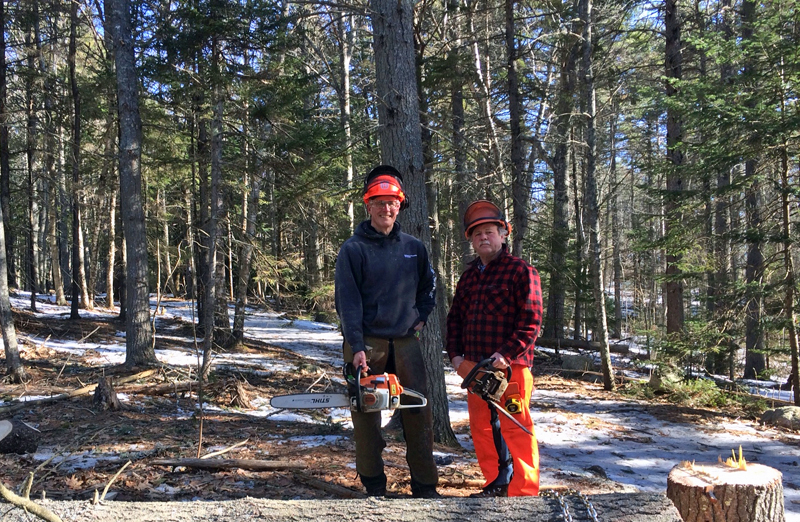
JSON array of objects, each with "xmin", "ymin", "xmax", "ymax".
[{"xmin": 1, "ymin": 0, "xmax": 799, "ymax": 433}]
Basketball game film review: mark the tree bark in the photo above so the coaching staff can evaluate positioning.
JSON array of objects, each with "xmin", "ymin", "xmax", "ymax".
[
  {"xmin": 579, "ymin": 0, "xmax": 612, "ymax": 391},
  {"xmin": 107, "ymin": 0, "xmax": 156, "ymax": 366},
  {"xmin": 68, "ymin": 0, "xmax": 82, "ymax": 320},
  {"xmin": 24, "ymin": 20, "xmax": 40, "ymax": 312},
  {"xmin": 542, "ymin": 14, "xmax": 579, "ymax": 341},
  {"xmin": 0, "ymin": 0, "xmax": 14, "ymax": 291},
  {"xmin": 506, "ymin": 0, "xmax": 527, "ymax": 258},
  {"xmin": 664, "ymin": 0, "xmax": 684, "ymax": 336},
  {"xmin": 370, "ymin": 0, "xmax": 456, "ymax": 446}
]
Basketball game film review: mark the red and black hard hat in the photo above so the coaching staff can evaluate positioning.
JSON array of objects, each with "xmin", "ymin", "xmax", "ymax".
[
  {"xmin": 362, "ymin": 165, "xmax": 408, "ymax": 210},
  {"xmin": 463, "ymin": 200, "xmax": 512, "ymax": 238}
]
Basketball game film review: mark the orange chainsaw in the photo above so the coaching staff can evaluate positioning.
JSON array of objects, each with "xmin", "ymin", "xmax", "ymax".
[
  {"xmin": 461, "ymin": 358, "xmax": 533, "ymax": 435},
  {"xmin": 270, "ymin": 364, "xmax": 427, "ymax": 413}
]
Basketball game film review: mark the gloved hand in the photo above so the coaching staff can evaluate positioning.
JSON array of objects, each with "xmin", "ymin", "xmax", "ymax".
[{"xmin": 454, "ymin": 358, "xmax": 477, "ymax": 380}]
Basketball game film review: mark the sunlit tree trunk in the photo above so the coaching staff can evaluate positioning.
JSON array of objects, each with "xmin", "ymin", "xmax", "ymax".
[
  {"xmin": 543, "ymin": 14, "xmax": 579, "ymax": 340},
  {"xmin": 0, "ymin": 0, "xmax": 25, "ymax": 383},
  {"xmin": 610, "ymin": 111, "xmax": 622, "ymax": 339},
  {"xmin": 107, "ymin": 0, "xmax": 156, "ymax": 367},
  {"xmin": 579, "ymin": 0, "xmax": 612, "ymax": 390},
  {"xmin": 337, "ymin": 13, "xmax": 355, "ymax": 233}
]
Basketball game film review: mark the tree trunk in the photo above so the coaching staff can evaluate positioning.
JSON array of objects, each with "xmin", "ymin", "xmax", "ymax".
[
  {"xmin": 779, "ymin": 148, "xmax": 799, "ymax": 404},
  {"xmin": 106, "ymin": 190, "xmax": 117, "ymax": 309},
  {"xmin": 68, "ymin": 0, "xmax": 82, "ymax": 319},
  {"xmin": 201, "ymin": 40, "xmax": 224, "ymax": 377},
  {"xmin": 0, "ymin": 0, "xmax": 14, "ymax": 291},
  {"xmin": 579, "ymin": 0, "xmax": 612, "ymax": 391},
  {"xmin": 107, "ymin": 0, "xmax": 156, "ymax": 367},
  {"xmin": 610, "ymin": 111, "xmax": 622, "ymax": 339},
  {"xmin": 664, "ymin": 0, "xmax": 684, "ymax": 336},
  {"xmin": 232, "ymin": 93, "xmax": 258, "ymax": 347},
  {"xmin": 667, "ymin": 462, "xmax": 784, "ymax": 522},
  {"xmin": 543, "ymin": 26, "xmax": 579, "ymax": 340},
  {"xmin": 337, "ymin": 13, "xmax": 355, "ymax": 234},
  {"xmin": 741, "ymin": 0, "xmax": 765, "ymax": 381},
  {"xmin": 24, "ymin": 20, "xmax": 39, "ymax": 312},
  {"xmin": 40, "ymin": 6, "xmax": 66, "ymax": 307},
  {"xmin": 506, "ymin": 0, "xmax": 527, "ymax": 258},
  {"xmin": 370, "ymin": 0, "xmax": 456, "ymax": 446}
]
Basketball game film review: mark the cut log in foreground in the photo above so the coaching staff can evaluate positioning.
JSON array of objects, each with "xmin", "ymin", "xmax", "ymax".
[
  {"xmin": 0, "ymin": 419, "xmax": 39, "ymax": 454},
  {"xmin": 667, "ymin": 462, "xmax": 785, "ymax": 522},
  {"xmin": 0, "ymin": 493, "xmax": 682, "ymax": 522}
]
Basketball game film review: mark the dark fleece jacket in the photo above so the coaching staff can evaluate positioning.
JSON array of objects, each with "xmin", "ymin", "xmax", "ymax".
[{"xmin": 334, "ymin": 220, "xmax": 436, "ymax": 354}]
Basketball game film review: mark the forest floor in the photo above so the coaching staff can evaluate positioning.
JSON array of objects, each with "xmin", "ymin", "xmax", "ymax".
[{"xmin": 0, "ymin": 298, "xmax": 799, "ymax": 519}]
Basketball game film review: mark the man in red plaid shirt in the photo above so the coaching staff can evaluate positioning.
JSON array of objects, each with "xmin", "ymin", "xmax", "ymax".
[{"xmin": 446, "ymin": 200, "xmax": 542, "ymax": 497}]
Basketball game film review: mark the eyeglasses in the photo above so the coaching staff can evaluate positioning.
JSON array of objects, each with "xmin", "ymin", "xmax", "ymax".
[{"xmin": 370, "ymin": 200, "xmax": 400, "ymax": 209}]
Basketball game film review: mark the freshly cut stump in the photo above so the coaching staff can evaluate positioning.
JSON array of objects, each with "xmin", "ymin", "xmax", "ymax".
[
  {"xmin": 0, "ymin": 419, "xmax": 39, "ymax": 454},
  {"xmin": 667, "ymin": 462, "xmax": 784, "ymax": 522}
]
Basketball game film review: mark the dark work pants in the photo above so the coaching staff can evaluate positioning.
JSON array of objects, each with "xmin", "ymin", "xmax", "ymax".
[{"xmin": 344, "ymin": 335, "xmax": 439, "ymax": 493}]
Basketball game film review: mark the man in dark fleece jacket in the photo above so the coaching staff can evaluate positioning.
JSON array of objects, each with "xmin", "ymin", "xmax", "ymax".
[{"xmin": 334, "ymin": 165, "xmax": 439, "ymax": 498}]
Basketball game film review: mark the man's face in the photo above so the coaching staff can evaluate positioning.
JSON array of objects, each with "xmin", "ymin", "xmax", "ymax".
[
  {"xmin": 470, "ymin": 223, "xmax": 506, "ymax": 260},
  {"xmin": 367, "ymin": 197, "xmax": 401, "ymax": 232}
]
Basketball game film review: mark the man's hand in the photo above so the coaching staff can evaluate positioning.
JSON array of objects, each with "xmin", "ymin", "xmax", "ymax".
[
  {"xmin": 452, "ymin": 356, "xmax": 477, "ymax": 379},
  {"xmin": 490, "ymin": 352, "xmax": 509, "ymax": 370},
  {"xmin": 352, "ymin": 351, "xmax": 368, "ymax": 374}
]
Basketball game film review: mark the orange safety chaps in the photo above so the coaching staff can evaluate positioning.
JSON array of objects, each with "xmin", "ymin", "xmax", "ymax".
[{"xmin": 466, "ymin": 363, "xmax": 539, "ymax": 496}]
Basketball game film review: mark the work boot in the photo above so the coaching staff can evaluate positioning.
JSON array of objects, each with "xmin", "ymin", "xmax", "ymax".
[
  {"xmin": 469, "ymin": 484, "xmax": 508, "ymax": 498},
  {"xmin": 366, "ymin": 487, "xmax": 386, "ymax": 497},
  {"xmin": 412, "ymin": 487, "xmax": 441, "ymax": 498}
]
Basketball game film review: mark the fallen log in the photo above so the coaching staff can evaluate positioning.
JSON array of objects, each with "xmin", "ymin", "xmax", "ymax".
[
  {"xmin": 0, "ymin": 493, "xmax": 683, "ymax": 521},
  {"xmin": 667, "ymin": 461, "xmax": 784, "ymax": 522},
  {"xmin": 290, "ymin": 471, "xmax": 365, "ymax": 499},
  {"xmin": 115, "ymin": 381, "xmax": 197, "ymax": 396},
  {"xmin": 151, "ymin": 458, "xmax": 308, "ymax": 472},
  {"xmin": 536, "ymin": 337, "xmax": 633, "ymax": 355}
]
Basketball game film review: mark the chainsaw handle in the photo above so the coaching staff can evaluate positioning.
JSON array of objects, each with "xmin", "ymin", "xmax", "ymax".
[
  {"xmin": 460, "ymin": 358, "xmax": 512, "ymax": 389},
  {"xmin": 396, "ymin": 388, "xmax": 428, "ymax": 409}
]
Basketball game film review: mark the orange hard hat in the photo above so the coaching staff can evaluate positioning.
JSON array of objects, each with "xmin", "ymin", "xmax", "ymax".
[
  {"xmin": 463, "ymin": 200, "xmax": 512, "ymax": 238},
  {"xmin": 362, "ymin": 165, "xmax": 407, "ymax": 209}
]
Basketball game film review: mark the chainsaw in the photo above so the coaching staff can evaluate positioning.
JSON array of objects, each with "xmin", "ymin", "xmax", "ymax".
[
  {"xmin": 270, "ymin": 364, "xmax": 428, "ymax": 414},
  {"xmin": 461, "ymin": 358, "xmax": 533, "ymax": 435}
]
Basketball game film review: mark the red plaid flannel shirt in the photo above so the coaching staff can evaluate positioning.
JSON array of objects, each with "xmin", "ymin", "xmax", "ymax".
[{"xmin": 446, "ymin": 246, "xmax": 542, "ymax": 367}]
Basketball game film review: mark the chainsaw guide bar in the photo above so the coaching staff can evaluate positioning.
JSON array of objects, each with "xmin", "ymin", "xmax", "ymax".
[
  {"xmin": 269, "ymin": 393, "xmax": 351, "ymax": 409},
  {"xmin": 270, "ymin": 365, "xmax": 428, "ymax": 414}
]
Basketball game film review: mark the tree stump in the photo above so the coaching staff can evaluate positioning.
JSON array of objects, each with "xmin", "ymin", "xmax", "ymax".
[
  {"xmin": 0, "ymin": 419, "xmax": 39, "ymax": 454},
  {"xmin": 667, "ymin": 462, "xmax": 785, "ymax": 522},
  {"xmin": 93, "ymin": 377, "xmax": 121, "ymax": 411}
]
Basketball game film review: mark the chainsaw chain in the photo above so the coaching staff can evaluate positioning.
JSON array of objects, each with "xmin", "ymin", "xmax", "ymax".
[{"xmin": 540, "ymin": 489, "xmax": 600, "ymax": 522}]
